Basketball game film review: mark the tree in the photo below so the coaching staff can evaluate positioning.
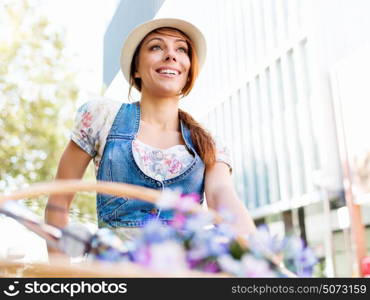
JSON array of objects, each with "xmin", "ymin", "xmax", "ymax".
[{"xmin": 0, "ymin": 0, "xmax": 97, "ymax": 221}]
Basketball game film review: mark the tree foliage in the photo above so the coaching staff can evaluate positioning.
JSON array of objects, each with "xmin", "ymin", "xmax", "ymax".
[{"xmin": 0, "ymin": 0, "xmax": 96, "ymax": 220}]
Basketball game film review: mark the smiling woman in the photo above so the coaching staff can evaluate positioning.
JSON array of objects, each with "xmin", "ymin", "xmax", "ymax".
[{"xmin": 45, "ymin": 18, "xmax": 256, "ymax": 256}]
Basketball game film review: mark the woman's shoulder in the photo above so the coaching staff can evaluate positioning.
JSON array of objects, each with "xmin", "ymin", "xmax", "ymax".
[
  {"xmin": 73, "ymin": 96, "xmax": 126, "ymax": 137},
  {"xmin": 71, "ymin": 97, "xmax": 128, "ymax": 157},
  {"xmin": 77, "ymin": 96, "xmax": 123, "ymax": 115}
]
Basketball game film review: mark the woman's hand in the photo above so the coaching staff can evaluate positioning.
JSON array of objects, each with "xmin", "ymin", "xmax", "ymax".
[{"xmin": 204, "ymin": 162, "xmax": 256, "ymax": 236}]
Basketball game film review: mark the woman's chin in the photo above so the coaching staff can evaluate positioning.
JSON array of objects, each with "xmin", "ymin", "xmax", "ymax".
[{"xmin": 151, "ymin": 86, "xmax": 183, "ymax": 98}]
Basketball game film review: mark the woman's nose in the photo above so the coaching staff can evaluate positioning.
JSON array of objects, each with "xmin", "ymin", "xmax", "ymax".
[{"xmin": 163, "ymin": 48, "xmax": 177, "ymax": 62}]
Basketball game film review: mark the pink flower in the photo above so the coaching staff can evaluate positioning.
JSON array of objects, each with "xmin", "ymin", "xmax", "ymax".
[
  {"xmin": 176, "ymin": 193, "xmax": 200, "ymax": 211},
  {"xmin": 181, "ymin": 193, "xmax": 200, "ymax": 203},
  {"xmin": 164, "ymin": 158, "xmax": 172, "ymax": 166},
  {"xmin": 169, "ymin": 159, "xmax": 182, "ymax": 174},
  {"xmin": 142, "ymin": 154, "xmax": 150, "ymax": 163},
  {"xmin": 81, "ymin": 111, "xmax": 92, "ymax": 128},
  {"xmin": 172, "ymin": 212, "xmax": 187, "ymax": 229}
]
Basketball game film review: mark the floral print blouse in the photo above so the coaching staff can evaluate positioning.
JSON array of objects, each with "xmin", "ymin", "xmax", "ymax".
[
  {"xmin": 132, "ymin": 139, "xmax": 194, "ymax": 181},
  {"xmin": 71, "ymin": 98, "xmax": 232, "ymax": 178}
]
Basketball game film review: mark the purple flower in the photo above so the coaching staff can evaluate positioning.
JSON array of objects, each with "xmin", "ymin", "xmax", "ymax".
[
  {"xmin": 203, "ymin": 261, "xmax": 220, "ymax": 273},
  {"xmin": 187, "ymin": 258, "xmax": 202, "ymax": 269},
  {"xmin": 282, "ymin": 236, "xmax": 318, "ymax": 277},
  {"xmin": 131, "ymin": 245, "xmax": 151, "ymax": 266},
  {"xmin": 247, "ymin": 225, "xmax": 284, "ymax": 257},
  {"xmin": 185, "ymin": 213, "xmax": 214, "ymax": 234},
  {"xmin": 141, "ymin": 219, "xmax": 175, "ymax": 244},
  {"xmin": 88, "ymin": 190, "xmax": 318, "ymax": 278}
]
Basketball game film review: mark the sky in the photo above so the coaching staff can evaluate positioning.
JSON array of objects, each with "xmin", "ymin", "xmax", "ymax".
[{"xmin": 39, "ymin": 0, "xmax": 120, "ymax": 103}]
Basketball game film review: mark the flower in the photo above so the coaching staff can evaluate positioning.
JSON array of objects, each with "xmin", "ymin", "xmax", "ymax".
[
  {"xmin": 247, "ymin": 225, "xmax": 284, "ymax": 258},
  {"xmin": 148, "ymin": 241, "xmax": 188, "ymax": 273},
  {"xmin": 218, "ymin": 254, "xmax": 243, "ymax": 275},
  {"xmin": 172, "ymin": 212, "xmax": 187, "ymax": 229},
  {"xmin": 156, "ymin": 188, "xmax": 182, "ymax": 210},
  {"xmin": 86, "ymin": 191, "xmax": 317, "ymax": 277},
  {"xmin": 177, "ymin": 193, "xmax": 201, "ymax": 212},
  {"xmin": 140, "ymin": 219, "xmax": 176, "ymax": 244},
  {"xmin": 81, "ymin": 111, "xmax": 92, "ymax": 128},
  {"xmin": 169, "ymin": 159, "xmax": 182, "ymax": 174},
  {"xmin": 157, "ymin": 190, "xmax": 200, "ymax": 212},
  {"xmin": 282, "ymin": 236, "xmax": 318, "ymax": 277},
  {"xmin": 240, "ymin": 254, "xmax": 277, "ymax": 277}
]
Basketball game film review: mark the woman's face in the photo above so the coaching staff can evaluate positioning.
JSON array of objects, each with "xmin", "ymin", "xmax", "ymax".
[{"xmin": 135, "ymin": 30, "xmax": 191, "ymax": 98}]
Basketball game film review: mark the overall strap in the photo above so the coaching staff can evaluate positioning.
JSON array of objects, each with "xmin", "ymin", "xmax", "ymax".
[
  {"xmin": 180, "ymin": 119, "xmax": 197, "ymax": 156},
  {"xmin": 107, "ymin": 101, "xmax": 140, "ymax": 139}
]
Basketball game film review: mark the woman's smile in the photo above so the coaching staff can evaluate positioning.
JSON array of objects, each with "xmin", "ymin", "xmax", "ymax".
[{"xmin": 156, "ymin": 67, "xmax": 181, "ymax": 77}]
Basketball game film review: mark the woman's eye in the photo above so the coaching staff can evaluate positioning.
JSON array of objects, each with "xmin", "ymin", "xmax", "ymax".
[
  {"xmin": 178, "ymin": 47, "xmax": 188, "ymax": 53},
  {"xmin": 150, "ymin": 45, "xmax": 161, "ymax": 50}
]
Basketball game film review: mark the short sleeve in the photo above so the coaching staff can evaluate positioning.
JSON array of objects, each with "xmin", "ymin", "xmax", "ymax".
[
  {"xmin": 214, "ymin": 136, "xmax": 233, "ymax": 173},
  {"xmin": 70, "ymin": 101, "xmax": 99, "ymax": 157},
  {"xmin": 70, "ymin": 98, "xmax": 122, "ymax": 172}
]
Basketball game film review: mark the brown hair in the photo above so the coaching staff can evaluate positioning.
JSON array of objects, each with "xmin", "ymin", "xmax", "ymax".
[{"xmin": 129, "ymin": 27, "xmax": 216, "ymax": 168}]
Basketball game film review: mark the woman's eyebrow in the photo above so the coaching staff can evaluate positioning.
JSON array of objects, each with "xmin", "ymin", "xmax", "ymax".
[{"xmin": 145, "ymin": 37, "xmax": 187, "ymax": 45}]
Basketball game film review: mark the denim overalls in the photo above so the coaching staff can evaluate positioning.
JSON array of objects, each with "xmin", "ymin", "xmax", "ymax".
[{"xmin": 96, "ymin": 101, "xmax": 205, "ymax": 228}]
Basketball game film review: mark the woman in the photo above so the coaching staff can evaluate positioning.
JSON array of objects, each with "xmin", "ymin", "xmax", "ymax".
[{"xmin": 45, "ymin": 18, "xmax": 255, "ymax": 244}]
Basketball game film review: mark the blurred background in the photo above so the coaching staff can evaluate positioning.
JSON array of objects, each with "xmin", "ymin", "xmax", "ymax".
[{"xmin": 1, "ymin": 0, "xmax": 370, "ymax": 277}]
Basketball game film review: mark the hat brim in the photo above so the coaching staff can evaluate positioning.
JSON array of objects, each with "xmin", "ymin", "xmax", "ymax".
[{"xmin": 120, "ymin": 18, "xmax": 207, "ymax": 85}]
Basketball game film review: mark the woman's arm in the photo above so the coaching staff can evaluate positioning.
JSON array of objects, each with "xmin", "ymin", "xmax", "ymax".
[
  {"xmin": 204, "ymin": 162, "xmax": 256, "ymax": 236},
  {"xmin": 44, "ymin": 140, "xmax": 92, "ymax": 248}
]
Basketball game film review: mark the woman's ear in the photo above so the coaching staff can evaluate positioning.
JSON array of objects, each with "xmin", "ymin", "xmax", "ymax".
[{"xmin": 134, "ymin": 71, "xmax": 141, "ymax": 79}]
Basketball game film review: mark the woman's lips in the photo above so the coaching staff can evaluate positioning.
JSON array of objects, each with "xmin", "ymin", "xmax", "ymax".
[
  {"xmin": 155, "ymin": 67, "xmax": 181, "ymax": 78},
  {"xmin": 156, "ymin": 72, "xmax": 178, "ymax": 78}
]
